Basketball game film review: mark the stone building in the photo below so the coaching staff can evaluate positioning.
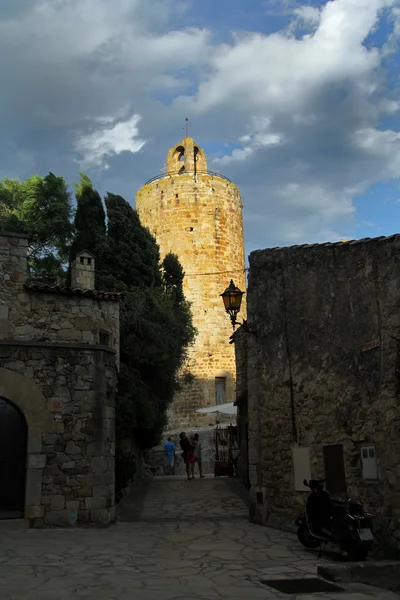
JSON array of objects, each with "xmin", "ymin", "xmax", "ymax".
[
  {"xmin": 136, "ymin": 136, "xmax": 246, "ymax": 430},
  {"xmin": 0, "ymin": 232, "xmax": 121, "ymax": 527},
  {"xmin": 236, "ymin": 234, "xmax": 400, "ymax": 555}
]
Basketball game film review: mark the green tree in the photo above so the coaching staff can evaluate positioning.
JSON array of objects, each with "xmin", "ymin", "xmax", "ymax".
[
  {"xmin": 70, "ymin": 173, "xmax": 106, "ymax": 262},
  {"xmin": 97, "ymin": 193, "xmax": 161, "ymax": 291},
  {"xmin": 97, "ymin": 193, "xmax": 196, "ymax": 454},
  {"xmin": 0, "ymin": 170, "xmax": 196, "ymax": 487},
  {"xmin": 0, "ymin": 173, "xmax": 74, "ymax": 283},
  {"xmin": 162, "ymin": 252, "xmax": 195, "ymax": 355}
]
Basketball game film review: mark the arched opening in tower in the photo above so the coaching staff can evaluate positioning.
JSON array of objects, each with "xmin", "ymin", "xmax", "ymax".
[
  {"xmin": 172, "ymin": 146, "xmax": 185, "ymax": 173},
  {"xmin": 179, "ymin": 166, "xmax": 186, "ymax": 174},
  {"xmin": 174, "ymin": 146, "xmax": 185, "ymax": 162},
  {"xmin": 194, "ymin": 146, "xmax": 199, "ymax": 176}
]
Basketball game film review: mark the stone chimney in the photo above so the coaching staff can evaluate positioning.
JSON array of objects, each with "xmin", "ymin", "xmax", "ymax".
[
  {"xmin": 71, "ymin": 250, "xmax": 95, "ymax": 290},
  {"xmin": 0, "ymin": 232, "xmax": 28, "ymax": 286}
]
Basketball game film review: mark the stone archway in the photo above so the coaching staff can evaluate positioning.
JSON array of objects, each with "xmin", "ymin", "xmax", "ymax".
[{"xmin": 0, "ymin": 368, "xmax": 55, "ymax": 521}]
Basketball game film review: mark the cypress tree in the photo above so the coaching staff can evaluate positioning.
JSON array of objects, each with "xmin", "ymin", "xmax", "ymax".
[
  {"xmin": 162, "ymin": 253, "xmax": 196, "ymax": 372},
  {"xmin": 71, "ymin": 173, "xmax": 106, "ymax": 260},
  {"xmin": 100, "ymin": 193, "xmax": 161, "ymax": 289}
]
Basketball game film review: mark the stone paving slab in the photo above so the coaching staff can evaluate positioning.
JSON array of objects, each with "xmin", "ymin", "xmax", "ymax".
[{"xmin": 0, "ymin": 477, "xmax": 398, "ymax": 599}]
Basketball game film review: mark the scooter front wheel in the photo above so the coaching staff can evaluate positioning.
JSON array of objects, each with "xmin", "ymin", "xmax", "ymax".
[{"xmin": 297, "ymin": 524, "xmax": 321, "ymax": 549}]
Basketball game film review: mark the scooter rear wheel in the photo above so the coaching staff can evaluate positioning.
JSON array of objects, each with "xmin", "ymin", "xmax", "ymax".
[{"xmin": 297, "ymin": 524, "xmax": 321, "ymax": 549}]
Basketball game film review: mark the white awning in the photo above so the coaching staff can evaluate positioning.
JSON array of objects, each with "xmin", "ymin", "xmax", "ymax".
[{"xmin": 195, "ymin": 402, "xmax": 237, "ymax": 416}]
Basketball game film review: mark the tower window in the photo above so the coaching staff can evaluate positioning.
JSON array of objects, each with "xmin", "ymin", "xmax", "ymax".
[
  {"xmin": 80, "ymin": 257, "xmax": 84, "ymax": 265},
  {"xmin": 175, "ymin": 194, "xmax": 179, "ymax": 198},
  {"xmin": 174, "ymin": 146, "xmax": 185, "ymax": 163},
  {"xmin": 179, "ymin": 166, "xmax": 185, "ymax": 174},
  {"xmin": 87, "ymin": 258, "xmax": 92, "ymax": 265}
]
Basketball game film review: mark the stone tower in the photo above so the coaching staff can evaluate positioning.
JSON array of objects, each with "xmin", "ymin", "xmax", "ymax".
[{"xmin": 136, "ymin": 137, "xmax": 246, "ymax": 429}]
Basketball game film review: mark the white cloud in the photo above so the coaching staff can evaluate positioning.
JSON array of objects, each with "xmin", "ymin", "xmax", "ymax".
[
  {"xmin": 0, "ymin": 0, "xmax": 210, "ymax": 168},
  {"xmin": 293, "ymin": 5, "xmax": 321, "ymax": 26},
  {"xmin": 216, "ymin": 147, "xmax": 254, "ymax": 165},
  {"xmin": 191, "ymin": 0, "xmax": 393, "ymax": 114},
  {"xmin": 74, "ymin": 114, "xmax": 146, "ymax": 169},
  {"xmin": 171, "ymin": 0, "xmax": 400, "ymax": 245},
  {"xmin": 0, "ymin": 0, "xmax": 210, "ymax": 72},
  {"xmin": 1, "ymin": 0, "xmax": 400, "ymax": 249},
  {"xmin": 215, "ymin": 117, "xmax": 284, "ymax": 165},
  {"xmin": 353, "ymin": 128, "xmax": 400, "ymax": 177}
]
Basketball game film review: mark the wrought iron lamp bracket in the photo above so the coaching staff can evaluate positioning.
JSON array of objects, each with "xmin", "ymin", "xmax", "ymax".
[{"xmin": 231, "ymin": 318, "xmax": 256, "ymax": 335}]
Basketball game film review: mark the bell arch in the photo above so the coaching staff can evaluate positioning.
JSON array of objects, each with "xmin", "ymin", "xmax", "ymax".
[{"xmin": 166, "ymin": 138, "xmax": 207, "ymax": 175}]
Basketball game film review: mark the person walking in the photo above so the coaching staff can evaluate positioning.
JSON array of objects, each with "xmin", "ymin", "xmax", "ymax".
[
  {"xmin": 179, "ymin": 432, "xmax": 196, "ymax": 480},
  {"xmin": 193, "ymin": 433, "xmax": 205, "ymax": 478},
  {"xmin": 163, "ymin": 437, "xmax": 175, "ymax": 475}
]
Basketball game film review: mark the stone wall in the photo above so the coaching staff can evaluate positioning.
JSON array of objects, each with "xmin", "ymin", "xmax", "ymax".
[
  {"xmin": 0, "ymin": 231, "xmax": 121, "ymax": 527},
  {"xmin": 234, "ymin": 327, "xmax": 250, "ymax": 488},
  {"xmin": 0, "ymin": 232, "xmax": 120, "ymax": 366},
  {"xmin": 0, "ymin": 343, "xmax": 116, "ymax": 526},
  {"xmin": 239, "ymin": 235, "xmax": 400, "ymax": 555},
  {"xmin": 136, "ymin": 137, "xmax": 247, "ymax": 430}
]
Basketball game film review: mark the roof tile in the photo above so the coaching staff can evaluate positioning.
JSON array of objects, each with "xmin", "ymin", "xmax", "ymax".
[{"xmin": 24, "ymin": 283, "xmax": 123, "ymax": 301}]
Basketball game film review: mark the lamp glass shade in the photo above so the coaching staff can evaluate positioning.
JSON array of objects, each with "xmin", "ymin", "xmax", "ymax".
[{"xmin": 221, "ymin": 280, "xmax": 244, "ymax": 315}]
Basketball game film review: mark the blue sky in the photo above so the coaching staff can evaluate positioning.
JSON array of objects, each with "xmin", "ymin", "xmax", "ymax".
[{"xmin": 0, "ymin": 0, "xmax": 400, "ymax": 256}]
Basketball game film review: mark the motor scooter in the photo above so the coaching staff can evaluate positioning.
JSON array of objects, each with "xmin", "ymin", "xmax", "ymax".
[{"xmin": 295, "ymin": 478, "xmax": 374, "ymax": 561}]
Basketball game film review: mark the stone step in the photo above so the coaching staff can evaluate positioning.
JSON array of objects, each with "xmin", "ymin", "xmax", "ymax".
[
  {"xmin": 318, "ymin": 561, "xmax": 400, "ymax": 593},
  {"xmin": 0, "ymin": 519, "xmax": 29, "ymax": 530}
]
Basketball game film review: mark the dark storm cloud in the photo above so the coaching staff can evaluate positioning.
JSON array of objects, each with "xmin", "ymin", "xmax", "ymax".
[{"xmin": 0, "ymin": 0, "xmax": 399, "ymax": 252}]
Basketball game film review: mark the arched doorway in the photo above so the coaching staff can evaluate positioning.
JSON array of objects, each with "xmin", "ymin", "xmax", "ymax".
[{"xmin": 0, "ymin": 397, "xmax": 28, "ymax": 519}]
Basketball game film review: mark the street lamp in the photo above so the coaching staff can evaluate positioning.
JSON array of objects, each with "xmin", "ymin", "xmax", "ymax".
[{"xmin": 221, "ymin": 280, "xmax": 245, "ymax": 329}]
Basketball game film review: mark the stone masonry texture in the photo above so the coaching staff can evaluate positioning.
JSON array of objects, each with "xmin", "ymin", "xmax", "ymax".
[
  {"xmin": 136, "ymin": 137, "xmax": 247, "ymax": 430},
  {"xmin": 0, "ymin": 231, "xmax": 121, "ymax": 527},
  {"xmin": 236, "ymin": 234, "xmax": 400, "ymax": 556},
  {"xmin": 0, "ymin": 235, "xmax": 120, "ymax": 362}
]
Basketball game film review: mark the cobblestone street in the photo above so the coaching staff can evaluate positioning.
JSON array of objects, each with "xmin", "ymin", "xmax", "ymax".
[{"xmin": 0, "ymin": 476, "xmax": 399, "ymax": 599}]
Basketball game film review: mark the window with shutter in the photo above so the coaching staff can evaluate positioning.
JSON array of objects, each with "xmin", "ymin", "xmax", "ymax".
[{"xmin": 215, "ymin": 377, "xmax": 227, "ymax": 405}]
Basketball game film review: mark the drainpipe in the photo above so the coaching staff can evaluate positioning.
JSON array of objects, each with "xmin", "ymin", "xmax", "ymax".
[{"xmin": 281, "ymin": 263, "xmax": 298, "ymax": 444}]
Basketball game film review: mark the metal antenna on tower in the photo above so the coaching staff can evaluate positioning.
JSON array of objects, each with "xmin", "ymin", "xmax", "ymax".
[{"xmin": 183, "ymin": 117, "xmax": 190, "ymax": 137}]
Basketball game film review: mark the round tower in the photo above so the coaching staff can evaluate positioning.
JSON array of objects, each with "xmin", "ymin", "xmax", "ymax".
[{"xmin": 136, "ymin": 136, "xmax": 246, "ymax": 429}]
